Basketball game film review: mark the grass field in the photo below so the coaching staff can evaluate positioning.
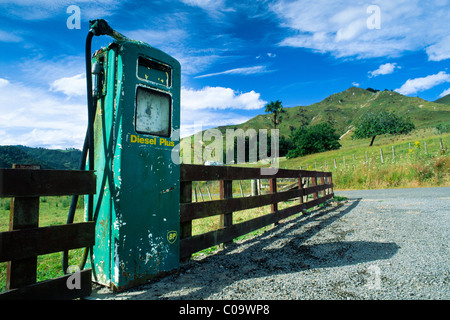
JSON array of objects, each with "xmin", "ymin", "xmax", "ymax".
[
  {"xmin": 0, "ymin": 196, "xmax": 86, "ymax": 292},
  {"xmin": 277, "ymin": 129, "xmax": 450, "ymax": 190}
]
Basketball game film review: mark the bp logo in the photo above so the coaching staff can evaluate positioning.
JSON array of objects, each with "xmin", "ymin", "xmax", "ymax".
[{"xmin": 167, "ymin": 231, "xmax": 177, "ymax": 244}]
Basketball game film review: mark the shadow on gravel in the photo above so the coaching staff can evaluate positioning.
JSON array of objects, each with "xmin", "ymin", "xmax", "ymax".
[{"xmin": 98, "ymin": 198, "xmax": 399, "ymax": 299}]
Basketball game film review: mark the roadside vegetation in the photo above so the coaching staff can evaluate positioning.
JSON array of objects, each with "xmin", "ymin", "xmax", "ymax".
[
  {"xmin": 0, "ymin": 196, "xmax": 85, "ymax": 292},
  {"xmin": 278, "ymin": 128, "xmax": 449, "ymax": 189}
]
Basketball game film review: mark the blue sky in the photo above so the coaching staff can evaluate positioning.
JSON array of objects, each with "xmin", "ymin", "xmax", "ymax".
[{"xmin": 0, "ymin": 0, "xmax": 449, "ymax": 149}]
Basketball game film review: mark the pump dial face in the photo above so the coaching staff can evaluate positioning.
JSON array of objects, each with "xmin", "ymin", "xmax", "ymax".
[{"xmin": 135, "ymin": 86, "xmax": 171, "ymax": 137}]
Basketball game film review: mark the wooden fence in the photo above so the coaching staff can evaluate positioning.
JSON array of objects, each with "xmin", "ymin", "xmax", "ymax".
[
  {"xmin": 0, "ymin": 168, "xmax": 96, "ymax": 300},
  {"xmin": 179, "ymin": 165, "xmax": 334, "ymax": 259},
  {"xmin": 0, "ymin": 164, "xmax": 333, "ymax": 298}
]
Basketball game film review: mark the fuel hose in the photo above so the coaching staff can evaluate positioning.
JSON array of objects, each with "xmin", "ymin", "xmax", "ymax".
[{"xmin": 62, "ymin": 19, "xmax": 118, "ymax": 275}]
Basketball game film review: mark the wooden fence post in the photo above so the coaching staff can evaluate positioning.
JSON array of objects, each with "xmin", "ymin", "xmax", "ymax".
[
  {"xmin": 298, "ymin": 175, "xmax": 303, "ymax": 206},
  {"xmin": 329, "ymin": 175, "xmax": 334, "ymax": 196},
  {"xmin": 197, "ymin": 186, "xmax": 204, "ymax": 201},
  {"xmin": 311, "ymin": 176, "xmax": 318, "ymax": 200},
  {"xmin": 220, "ymin": 180, "xmax": 233, "ymax": 247},
  {"xmin": 6, "ymin": 164, "xmax": 41, "ymax": 291},
  {"xmin": 317, "ymin": 176, "xmax": 322, "ymax": 197},
  {"xmin": 6, "ymin": 196, "xmax": 39, "ymax": 290},
  {"xmin": 206, "ymin": 182, "xmax": 212, "ymax": 200},
  {"xmin": 270, "ymin": 178, "xmax": 278, "ymax": 224},
  {"xmin": 180, "ymin": 181, "xmax": 192, "ymax": 261},
  {"xmin": 238, "ymin": 180, "xmax": 244, "ymax": 197}
]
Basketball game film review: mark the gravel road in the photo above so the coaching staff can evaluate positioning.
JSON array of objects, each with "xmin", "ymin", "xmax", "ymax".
[{"xmin": 91, "ymin": 187, "xmax": 450, "ymax": 300}]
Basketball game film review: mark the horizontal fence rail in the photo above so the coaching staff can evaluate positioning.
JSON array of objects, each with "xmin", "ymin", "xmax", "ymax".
[
  {"xmin": 0, "ymin": 168, "xmax": 96, "ymax": 300},
  {"xmin": 179, "ymin": 165, "xmax": 334, "ymax": 259}
]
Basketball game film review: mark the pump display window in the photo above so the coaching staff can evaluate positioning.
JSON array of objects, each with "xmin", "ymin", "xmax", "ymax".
[{"xmin": 135, "ymin": 86, "xmax": 171, "ymax": 137}]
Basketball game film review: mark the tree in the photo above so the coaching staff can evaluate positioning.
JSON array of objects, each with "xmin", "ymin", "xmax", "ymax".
[
  {"xmin": 286, "ymin": 123, "xmax": 341, "ymax": 159},
  {"xmin": 265, "ymin": 100, "xmax": 285, "ymax": 129},
  {"xmin": 352, "ymin": 111, "xmax": 415, "ymax": 146}
]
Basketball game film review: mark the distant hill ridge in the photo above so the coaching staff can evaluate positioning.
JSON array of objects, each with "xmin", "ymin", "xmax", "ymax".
[
  {"xmin": 215, "ymin": 87, "xmax": 450, "ymax": 138},
  {"xmin": 434, "ymin": 93, "xmax": 450, "ymax": 105},
  {"xmin": 0, "ymin": 145, "xmax": 81, "ymax": 170},
  {"xmin": 1, "ymin": 87, "xmax": 449, "ymax": 169}
]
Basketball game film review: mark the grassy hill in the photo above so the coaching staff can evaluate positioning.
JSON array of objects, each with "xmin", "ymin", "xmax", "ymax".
[
  {"xmin": 182, "ymin": 87, "xmax": 449, "ymax": 189},
  {"xmin": 216, "ymin": 87, "xmax": 450, "ymax": 138},
  {"xmin": 0, "ymin": 145, "xmax": 81, "ymax": 170},
  {"xmin": 435, "ymin": 93, "xmax": 450, "ymax": 105}
]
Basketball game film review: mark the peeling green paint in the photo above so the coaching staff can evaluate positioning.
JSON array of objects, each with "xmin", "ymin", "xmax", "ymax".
[{"xmin": 86, "ymin": 39, "xmax": 181, "ymax": 291}]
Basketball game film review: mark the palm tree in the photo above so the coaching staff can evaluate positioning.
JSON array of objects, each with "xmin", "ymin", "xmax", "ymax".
[{"xmin": 265, "ymin": 100, "xmax": 285, "ymax": 129}]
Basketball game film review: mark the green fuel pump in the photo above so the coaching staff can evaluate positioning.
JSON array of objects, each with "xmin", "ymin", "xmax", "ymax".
[{"xmin": 64, "ymin": 19, "xmax": 181, "ymax": 291}]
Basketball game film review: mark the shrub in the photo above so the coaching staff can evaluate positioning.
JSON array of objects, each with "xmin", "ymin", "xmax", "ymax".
[{"xmin": 286, "ymin": 123, "xmax": 341, "ymax": 159}]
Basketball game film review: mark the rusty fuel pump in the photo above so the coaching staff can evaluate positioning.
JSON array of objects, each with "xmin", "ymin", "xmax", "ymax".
[{"xmin": 63, "ymin": 19, "xmax": 181, "ymax": 291}]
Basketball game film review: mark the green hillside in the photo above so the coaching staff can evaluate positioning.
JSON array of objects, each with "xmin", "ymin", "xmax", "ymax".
[
  {"xmin": 435, "ymin": 93, "xmax": 450, "ymax": 105},
  {"xmin": 182, "ymin": 87, "xmax": 450, "ymax": 164},
  {"xmin": 218, "ymin": 87, "xmax": 450, "ymax": 138},
  {"xmin": 0, "ymin": 145, "xmax": 81, "ymax": 170}
]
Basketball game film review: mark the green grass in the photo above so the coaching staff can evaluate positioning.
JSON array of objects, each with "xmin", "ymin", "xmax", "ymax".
[
  {"xmin": 277, "ymin": 129, "xmax": 450, "ymax": 190},
  {"xmin": 0, "ymin": 196, "xmax": 85, "ymax": 292}
]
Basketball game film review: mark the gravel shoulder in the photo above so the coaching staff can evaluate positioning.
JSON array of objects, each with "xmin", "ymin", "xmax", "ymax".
[{"xmin": 91, "ymin": 187, "xmax": 450, "ymax": 300}]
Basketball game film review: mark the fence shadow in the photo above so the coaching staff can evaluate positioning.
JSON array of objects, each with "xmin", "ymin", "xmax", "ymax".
[{"xmin": 93, "ymin": 198, "xmax": 399, "ymax": 300}]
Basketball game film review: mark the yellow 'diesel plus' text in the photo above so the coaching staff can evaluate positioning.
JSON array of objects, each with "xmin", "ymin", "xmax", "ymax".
[{"xmin": 130, "ymin": 134, "xmax": 175, "ymax": 147}]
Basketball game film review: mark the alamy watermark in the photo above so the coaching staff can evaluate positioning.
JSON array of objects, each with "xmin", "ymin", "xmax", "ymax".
[
  {"xmin": 367, "ymin": 5, "xmax": 381, "ymax": 30},
  {"xmin": 66, "ymin": 266, "xmax": 82, "ymax": 290},
  {"xmin": 66, "ymin": 5, "xmax": 81, "ymax": 30},
  {"xmin": 365, "ymin": 264, "xmax": 382, "ymax": 289},
  {"xmin": 171, "ymin": 124, "xmax": 280, "ymax": 175}
]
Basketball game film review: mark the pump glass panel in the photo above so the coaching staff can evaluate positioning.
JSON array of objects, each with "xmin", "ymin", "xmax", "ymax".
[
  {"xmin": 138, "ymin": 57, "xmax": 171, "ymax": 87},
  {"xmin": 136, "ymin": 87, "xmax": 171, "ymax": 137}
]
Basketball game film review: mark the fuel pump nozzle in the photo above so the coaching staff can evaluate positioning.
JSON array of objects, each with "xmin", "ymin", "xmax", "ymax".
[{"xmin": 89, "ymin": 19, "xmax": 130, "ymax": 41}]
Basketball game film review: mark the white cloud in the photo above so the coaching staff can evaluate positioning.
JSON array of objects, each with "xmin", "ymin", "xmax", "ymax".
[
  {"xmin": 180, "ymin": 109, "xmax": 251, "ymax": 138},
  {"xmin": 0, "ymin": 78, "xmax": 10, "ymax": 87},
  {"xmin": 180, "ymin": 86, "xmax": 266, "ymax": 137},
  {"xmin": 1, "ymin": 0, "xmax": 121, "ymax": 20},
  {"xmin": 179, "ymin": 0, "xmax": 233, "ymax": 16},
  {"xmin": 0, "ymin": 78, "xmax": 86, "ymax": 149},
  {"xmin": 181, "ymin": 86, "xmax": 266, "ymax": 110},
  {"xmin": 126, "ymin": 28, "xmax": 224, "ymax": 76},
  {"xmin": 180, "ymin": 0, "xmax": 225, "ymax": 10},
  {"xmin": 369, "ymin": 63, "xmax": 400, "ymax": 77},
  {"xmin": 17, "ymin": 55, "xmax": 85, "ymax": 88},
  {"xmin": 271, "ymin": 0, "xmax": 450, "ymax": 60},
  {"xmin": 426, "ymin": 35, "xmax": 450, "ymax": 61},
  {"xmin": 195, "ymin": 66, "xmax": 270, "ymax": 78},
  {"xmin": 439, "ymin": 88, "xmax": 450, "ymax": 98},
  {"xmin": 395, "ymin": 71, "xmax": 450, "ymax": 95},
  {"xmin": 0, "ymin": 30, "xmax": 23, "ymax": 42},
  {"xmin": 50, "ymin": 73, "xmax": 86, "ymax": 97}
]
